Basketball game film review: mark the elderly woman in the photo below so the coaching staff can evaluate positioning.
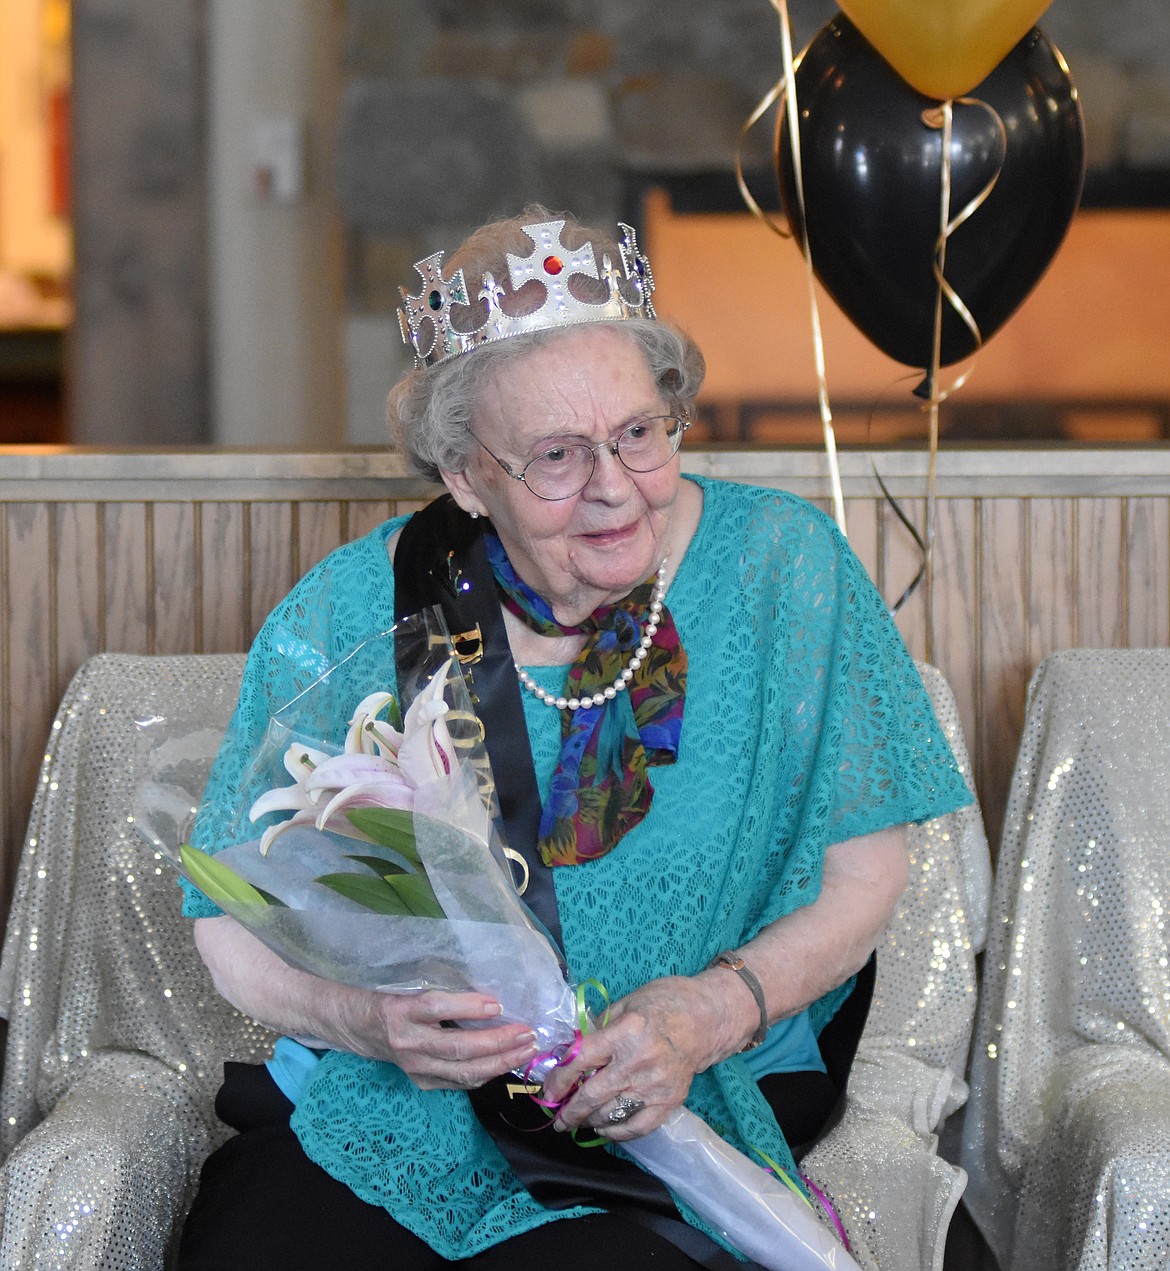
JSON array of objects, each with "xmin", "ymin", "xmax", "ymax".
[{"xmin": 179, "ymin": 209, "xmax": 970, "ymax": 1269}]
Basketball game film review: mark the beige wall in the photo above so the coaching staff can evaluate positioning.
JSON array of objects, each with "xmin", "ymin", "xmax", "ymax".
[
  {"xmin": 647, "ymin": 192, "xmax": 1170, "ymax": 440},
  {"xmin": 0, "ymin": 0, "xmax": 70, "ymax": 286}
]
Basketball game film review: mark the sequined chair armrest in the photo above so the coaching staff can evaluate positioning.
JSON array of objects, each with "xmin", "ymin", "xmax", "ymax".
[
  {"xmin": 961, "ymin": 649, "xmax": 1170, "ymax": 1271},
  {"xmin": 1008, "ymin": 1044, "xmax": 1170, "ymax": 1270},
  {"xmin": 0, "ymin": 653, "xmax": 275, "ymax": 1270},
  {"xmin": 0, "ymin": 1051, "xmax": 222, "ymax": 1266},
  {"xmin": 801, "ymin": 662, "xmax": 989, "ymax": 1271}
]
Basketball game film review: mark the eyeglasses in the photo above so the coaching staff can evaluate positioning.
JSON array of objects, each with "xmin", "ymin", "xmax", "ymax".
[{"xmin": 469, "ymin": 413, "xmax": 690, "ymax": 502}]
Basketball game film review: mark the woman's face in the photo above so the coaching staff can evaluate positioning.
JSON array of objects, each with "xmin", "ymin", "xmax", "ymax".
[{"xmin": 441, "ymin": 326, "xmax": 683, "ymax": 625}]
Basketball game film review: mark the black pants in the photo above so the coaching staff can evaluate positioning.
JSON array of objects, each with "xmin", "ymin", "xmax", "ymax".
[
  {"xmin": 178, "ymin": 1064, "xmax": 721, "ymax": 1269},
  {"xmin": 179, "ymin": 960, "xmax": 871, "ymax": 1269},
  {"xmin": 178, "ymin": 1061, "xmax": 842, "ymax": 1271}
]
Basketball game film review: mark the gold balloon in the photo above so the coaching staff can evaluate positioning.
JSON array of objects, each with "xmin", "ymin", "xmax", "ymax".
[{"xmin": 835, "ymin": 0, "xmax": 1053, "ymax": 99}]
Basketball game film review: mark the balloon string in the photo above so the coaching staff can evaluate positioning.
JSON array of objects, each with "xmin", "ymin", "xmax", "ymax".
[
  {"xmin": 802, "ymin": 1174, "xmax": 852, "ymax": 1253},
  {"xmin": 735, "ymin": 74, "xmax": 790, "ymax": 241},
  {"xmin": 926, "ymin": 96, "xmax": 1007, "ymax": 357},
  {"xmin": 875, "ymin": 97, "xmax": 1006, "ymax": 623},
  {"xmin": 918, "ymin": 97, "xmax": 954, "ymax": 643},
  {"xmin": 736, "ymin": 0, "xmax": 846, "ymax": 538},
  {"xmin": 752, "ymin": 1147, "xmax": 853, "ymax": 1253},
  {"xmin": 521, "ymin": 979, "xmax": 612, "ymax": 1148},
  {"xmin": 774, "ymin": 0, "xmax": 846, "ymax": 537}
]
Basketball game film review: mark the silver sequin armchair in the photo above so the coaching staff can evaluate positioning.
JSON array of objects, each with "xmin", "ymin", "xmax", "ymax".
[
  {"xmin": 0, "ymin": 653, "xmax": 988, "ymax": 1270},
  {"xmin": 961, "ymin": 649, "xmax": 1170, "ymax": 1270},
  {"xmin": 802, "ymin": 663, "xmax": 992, "ymax": 1271},
  {"xmin": 0, "ymin": 653, "xmax": 274, "ymax": 1269}
]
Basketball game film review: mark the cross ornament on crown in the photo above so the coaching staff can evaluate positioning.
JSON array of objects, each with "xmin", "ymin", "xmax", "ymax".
[{"xmin": 397, "ymin": 219, "xmax": 657, "ymax": 369}]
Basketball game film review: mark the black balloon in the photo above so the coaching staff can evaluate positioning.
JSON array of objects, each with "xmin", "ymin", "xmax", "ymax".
[{"xmin": 777, "ymin": 18, "xmax": 1085, "ymax": 368}]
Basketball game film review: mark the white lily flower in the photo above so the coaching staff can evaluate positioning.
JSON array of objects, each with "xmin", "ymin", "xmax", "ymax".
[
  {"xmin": 284, "ymin": 741, "xmax": 332, "ymax": 781},
  {"xmin": 256, "ymin": 808, "xmax": 317, "ymax": 856},
  {"xmin": 396, "ymin": 661, "xmax": 457, "ymax": 787},
  {"xmin": 248, "ymin": 657, "xmax": 461, "ymax": 855},
  {"xmin": 313, "ymin": 779, "xmax": 416, "ymax": 831},
  {"xmin": 248, "ymin": 741, "xmax": 333, "ymax": 821},
  {"xmin": 344, "ymin": 691, "xmax": 401, "ymax": 756}
]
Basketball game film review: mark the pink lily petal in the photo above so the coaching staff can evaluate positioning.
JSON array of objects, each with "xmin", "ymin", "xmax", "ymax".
[
  {"xmin": 363, "ymin": 719, "xmax": 403, "ymax": 760},
  {"xmin": 398, "ymin": 658, "xmax": 458, "ymax": 787},
  {"xmin": 402, "ymin": 661, "xmax": 451, "ymax": 735},
  {"xmin": 249, "ymin": 784, "xmax": 315, "ymax": 823},
  {"xmin": 345, "ymin": 691, "xmax": 399, "ymax": 754},
  {"xmin": 396, "ymin": 706, "xmax": 455, "ymax": 786},
  {"xmin": 304, "ymin": 752, "xmax": 405, "ymax": 794},
  {"xmin": 258, "ymin": 807, "xmax": 316, "ymax": 855},
  {"xmin": 314, "ymin": 780, "xmax": 416, "ymax": 829},
  {"xmin": 283, "ymin": 742, "xmax": 331, "ymax": 782}
]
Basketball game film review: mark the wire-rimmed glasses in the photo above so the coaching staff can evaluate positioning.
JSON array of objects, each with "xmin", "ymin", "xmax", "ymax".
[{"xmin": 469, "ymin": 413, "xmax": 690, "ymax": 501}]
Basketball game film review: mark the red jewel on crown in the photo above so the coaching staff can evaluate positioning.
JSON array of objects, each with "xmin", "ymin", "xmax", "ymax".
[{"xmin": 543, "ymin": 255, "xmax": 564, "ymax": 275}]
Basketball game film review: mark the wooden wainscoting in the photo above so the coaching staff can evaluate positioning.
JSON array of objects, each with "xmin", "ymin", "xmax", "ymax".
[{"xmin": 0, "ymin": 444, "xmax": 1168, "ymax": 927}]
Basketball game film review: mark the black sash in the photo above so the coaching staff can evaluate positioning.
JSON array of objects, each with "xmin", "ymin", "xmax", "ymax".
[
  {"xmin": 391, "ymin": 496, "xmax": 867, "ymax": 1268},
  {"xmin": 392, "ymin": 495, "xmax": 559, "ymax": 947}
]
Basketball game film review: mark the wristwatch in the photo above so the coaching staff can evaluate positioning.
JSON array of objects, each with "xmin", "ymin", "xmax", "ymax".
[{"xmin": 708, "ymin": 951, "xmax": 769, "ymax": 1050}]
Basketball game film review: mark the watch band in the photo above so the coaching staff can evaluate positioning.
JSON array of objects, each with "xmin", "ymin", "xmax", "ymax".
[{"xmin": 708, "ymin": 951, "xmax": 769, "ymax": 1050}]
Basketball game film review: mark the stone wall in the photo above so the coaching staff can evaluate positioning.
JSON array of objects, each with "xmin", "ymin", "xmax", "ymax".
[
  {"xmin": 336, "ymin": 0, "xmax": 1170, "ymax": 301},
  {"xmin": 335, "ymin": 0, "xmax": 835, "ymax": 364}
]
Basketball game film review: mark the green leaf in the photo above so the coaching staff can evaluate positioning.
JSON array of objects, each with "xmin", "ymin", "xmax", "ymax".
[
  {"xmin": 386, "ymin": 871, "xmax": 445, "ymax": 919},
  {"xmin": 344, "ymin": 853, "xmax": 409, "ymax": 877},
  {"xmin": 344, "ymin": 807, "xmax": 421, "ymax": 864},
  {"xmin": 180, "ymin": 844, "xmax": 269, "ymax": 908},
  {"xmin": 315, "ymin": 871, "xmax": 412, "ymax": 915},
  {"xmin": 252, "ymin": 885, "xmax": 288, "ymax": 908}
]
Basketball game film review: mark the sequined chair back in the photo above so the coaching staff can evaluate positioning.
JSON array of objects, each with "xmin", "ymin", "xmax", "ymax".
[
  {"xmin": 802, "ymin": 661, "xmax": 992, "ymax": 1271},
  {"xmin": 0, "ymin": 653, "xmax": 275, "ymax": 1269},
  {"xmin": 961, "ymin": 648, "xmax": 1170, "ymax": 1270}
]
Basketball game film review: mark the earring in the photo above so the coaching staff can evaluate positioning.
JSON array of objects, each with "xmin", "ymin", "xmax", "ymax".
[{"xmin": 469, "ymin": 510, "xmax": 480, "ymax": 520}]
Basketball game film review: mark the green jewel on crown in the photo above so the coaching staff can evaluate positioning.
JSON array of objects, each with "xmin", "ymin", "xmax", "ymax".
[{"xmin": 397, "ymin": 219, "xmax": 657, "ymax": 369}]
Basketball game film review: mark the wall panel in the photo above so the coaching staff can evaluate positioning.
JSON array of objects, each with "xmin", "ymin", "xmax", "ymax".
[
  {"xmin": 153, "ymin": 502, "xmax": 200, "ymax": 655},
  {"xmin": 1025, "ymin": 497, "xmax": 1078, "ymax": 664},
  {"xmin": 1077, "ymin": 497, "xmax": 1128, "ymax": 648},
  {"xmin": 54, "ymin": 502, "xmax": 104, "ymax": 693},
  {"xmin": 928, "ymin": 497, "xmax": 978, "ymax": 767},
  {"xmin": 2, "ymin": 503, "xmax": 53, "ymax": 917},
  {"xmin": 1126, "ymin": 498, "xmax": 1170, "ymax": 647},
  {"xmin": 102, "ymin": 503, "xmax": 152, "ymax": 654},
  {"xmin": 199, "ymin": 503, "xmax": 249, "ymax": 653},
  {"xmin": 247, "ymin": 503, "xmax": 297, "ymax": 636},
  {"xmin": 978, "ymin": 498, "xmax": 1033, "ymax": 844}
]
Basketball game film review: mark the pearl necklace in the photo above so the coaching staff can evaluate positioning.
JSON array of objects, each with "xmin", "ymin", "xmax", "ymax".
[{"xmin": 514, "ymin": 562, "xmax": 668, "ymax": 711}]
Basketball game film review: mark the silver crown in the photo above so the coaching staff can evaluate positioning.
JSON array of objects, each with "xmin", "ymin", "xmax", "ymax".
[{"xmin": 397, "ymin": 219, "xmax": 657, "ymax": 369}]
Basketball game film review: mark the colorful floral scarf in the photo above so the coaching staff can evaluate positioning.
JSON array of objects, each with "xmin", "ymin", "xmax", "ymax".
[{"xmin": 484, "ymin": 534, "xmax": 687, "ymax": 867}]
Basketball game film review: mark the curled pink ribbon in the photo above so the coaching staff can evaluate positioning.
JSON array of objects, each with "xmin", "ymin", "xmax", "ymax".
[{"xmin": 517, "ymin": 980, "xmax": 612, "ymax": 1146}]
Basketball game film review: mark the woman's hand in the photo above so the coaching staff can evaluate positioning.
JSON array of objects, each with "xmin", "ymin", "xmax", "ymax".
[
  {"xmin": 539, "ymin": 825, "xmax": 911, "ymax": 1139},
  {"xmin": 328, "ymin": 987, "xmax": 543, "ymax": 1090},
  {"xmin": 194, "ymin": 915, "xmax": 540, "ymax": 1090},
  {"xmin": 539, "ymin": 971, "xmax": 752, "ymax": 1141}
]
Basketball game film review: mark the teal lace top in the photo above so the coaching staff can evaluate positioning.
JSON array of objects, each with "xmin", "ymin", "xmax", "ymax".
[{"xmin": 182, "ymin": 476, "xmax": 971, "ymax": 1258}]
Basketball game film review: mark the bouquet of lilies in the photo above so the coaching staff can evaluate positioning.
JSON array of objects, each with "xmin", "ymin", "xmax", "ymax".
[
  {"xmin": 135, "ymin": 615, "xmax": 858, "ymax": 1271},
  {"xmin": 152, "ymin": 623, "xmax": 579, "ymax": 1052}
]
